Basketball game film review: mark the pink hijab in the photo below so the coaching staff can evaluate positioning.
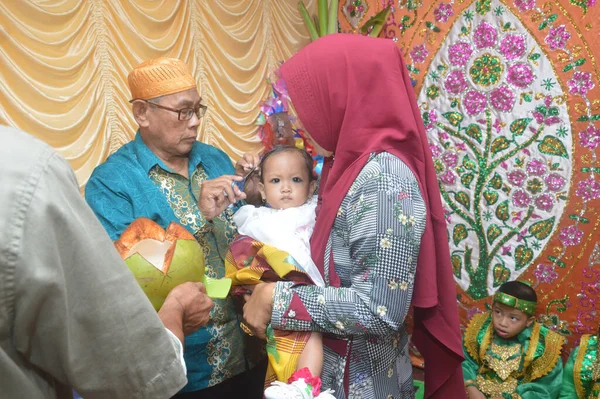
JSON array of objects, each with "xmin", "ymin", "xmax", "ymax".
[{"xmin": 280, "ymin": 34, "xmax": 465, "ymax": 398}]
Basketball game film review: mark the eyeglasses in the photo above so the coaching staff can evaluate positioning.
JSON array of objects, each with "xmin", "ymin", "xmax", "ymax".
[{"xmin": 132, "ymin": 99, "xmax": 208, "ymax": 121}]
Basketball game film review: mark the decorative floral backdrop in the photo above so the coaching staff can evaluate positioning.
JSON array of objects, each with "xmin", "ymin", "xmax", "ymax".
[
  {"xmin": 0, "ymin": 0, "xmax": 316, "ymax": 188},
  {"xmin": 340, "ymin": 0, "xmax": 600, "ymax": 353}
]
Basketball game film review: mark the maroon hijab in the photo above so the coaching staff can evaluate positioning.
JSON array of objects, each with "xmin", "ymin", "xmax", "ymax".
[{"xmin": 280, "ymin": 34, "xmax": 465, "ymax": 398}]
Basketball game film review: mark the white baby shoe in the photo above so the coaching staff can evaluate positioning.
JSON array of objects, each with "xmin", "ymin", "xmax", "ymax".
[{"xmin": 264, "ymin": 379, "xmax": 335, "ymax": 399}]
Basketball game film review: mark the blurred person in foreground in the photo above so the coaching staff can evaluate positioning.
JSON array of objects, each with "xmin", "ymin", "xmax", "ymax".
[{"xmin": 0, "ymin": 125, "xmax": 214, "ymax": 399}]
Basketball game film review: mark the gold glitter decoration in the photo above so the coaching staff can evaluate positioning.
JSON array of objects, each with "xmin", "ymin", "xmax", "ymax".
[
  {"xmin": 486, "ymin": 342, "xmax": 523, "ymax": 380},
  {"xmin": 476, "ymin": 375, "xmax": 518, "ymax": 397}
]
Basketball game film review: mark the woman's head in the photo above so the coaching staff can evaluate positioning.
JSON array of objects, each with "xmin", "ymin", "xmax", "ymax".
[
  {"xmin": 279, "ymin": 35, "xmax": 420, "ymax": 164},
  {"xmin": 258, "ymin": 146, "xmax": 316, "ymax": 210}
]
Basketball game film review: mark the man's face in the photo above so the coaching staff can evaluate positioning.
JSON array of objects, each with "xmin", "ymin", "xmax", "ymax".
[
  {"xmin": 491, "ymin": 302, "xmax": 533, "ymax": 339},
  {"xmin": 142, "ymin": 88, "xmax": 202, "ymax": 159}
]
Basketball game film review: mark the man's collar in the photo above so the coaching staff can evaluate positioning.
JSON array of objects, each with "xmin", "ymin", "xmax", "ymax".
[
  {"xmin": 133, "ymin": 132, "xmax": 169, "ymax": 174},
  {"xmin": 133, "ymin": 131, "xmax": 203, "ymax": 175}
]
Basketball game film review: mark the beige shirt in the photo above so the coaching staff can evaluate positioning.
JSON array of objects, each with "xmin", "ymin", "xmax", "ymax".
[{"xmin": 0, "ymin": 126, "xmax": 187, "ymax": 398}]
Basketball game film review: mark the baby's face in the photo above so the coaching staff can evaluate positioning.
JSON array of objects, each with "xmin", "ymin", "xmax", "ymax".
[{"xmin": 259, "ymin": 151, "xmax": 316, "ymax": 210}]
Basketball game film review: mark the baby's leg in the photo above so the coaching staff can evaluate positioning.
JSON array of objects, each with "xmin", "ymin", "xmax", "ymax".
[{"xmin": 297, "ymin": 332, "xmax": 323, "ymax": 377}]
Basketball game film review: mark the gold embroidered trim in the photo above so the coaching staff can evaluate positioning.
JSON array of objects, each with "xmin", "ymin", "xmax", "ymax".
[
  {"xmin": 522, "ymin": 321, "xmax": 541, "ymax": 373},
  {"xmin": 464, "ymin": 379, "xmax": 478, "ymax": 388},
  {"xmin": 528, "ymin": 327, "xmax": 564, "ymax": 381},
  {"xmin": 476, "ymin": 375, "xmax": 518, "ymax": 397},
  {"xmin": 575, "ymin": 335, "xmax": 592, "ymax": 399},
  {"xmin": 486, "ymin": 342, "xmax": 522, "ymax": 380},
  {"xmin": 465, "ymin": 313, "xmax": 490, "ymax": 362}
]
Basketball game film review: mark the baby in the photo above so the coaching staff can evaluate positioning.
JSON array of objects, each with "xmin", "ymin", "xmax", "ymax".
[{"xmin": 229, "ymin": 146, "xmax": 332, "ymax": 399}]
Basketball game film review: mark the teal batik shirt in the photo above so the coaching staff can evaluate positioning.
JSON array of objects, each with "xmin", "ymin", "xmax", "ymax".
[{"xmin": 85, "ymin": 132, "xmax": 254, "ymax": 392}]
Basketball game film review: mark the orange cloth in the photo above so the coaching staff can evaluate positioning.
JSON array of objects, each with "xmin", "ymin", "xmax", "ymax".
[{"xmin": 128, "ymin": 57, "xmax": 196, "ymax": 100}]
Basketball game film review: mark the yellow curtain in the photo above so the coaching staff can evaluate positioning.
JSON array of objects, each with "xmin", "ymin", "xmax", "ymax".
[{"xmin": 0, "ymin": 0, "xmax": 315, "ymax": 187}]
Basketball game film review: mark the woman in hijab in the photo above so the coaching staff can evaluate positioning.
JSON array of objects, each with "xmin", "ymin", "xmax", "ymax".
[{"xmin": 243, "ymin": 34, "xmax": 466, "ymax": 398}]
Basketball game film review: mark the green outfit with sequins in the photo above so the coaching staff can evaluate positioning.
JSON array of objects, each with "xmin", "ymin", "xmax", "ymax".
[
  {"xmin": 462, "ymin": 313, "xmax": 564, "ymax": 399},
  {"xmin": 559, "ymin": 334, "xmax": 600, "ymax": 398}
]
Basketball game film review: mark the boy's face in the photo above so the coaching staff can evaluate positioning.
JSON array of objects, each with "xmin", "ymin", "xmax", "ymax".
[
  {"xmin": 258, "ymin": 151, "xmax": 316, "ymax": 210},
  {"xmin": 491, "ymin": 302, "xmax": 534, "ymax": 339}
]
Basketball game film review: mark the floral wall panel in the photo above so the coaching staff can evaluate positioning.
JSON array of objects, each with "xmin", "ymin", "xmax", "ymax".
[{"xmin": 340, "ymin": 0, "xmax": 600, "ymax": 352}]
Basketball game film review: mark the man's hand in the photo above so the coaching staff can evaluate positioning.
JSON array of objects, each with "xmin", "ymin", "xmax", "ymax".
[
  {"xmin": 158, "ymin": 282, "xmax": 214, "ymax": 343},
  {"xmin": 198, "ymin": 175, "xmax": 245, "ymax": 220},
  {"xmin": 466, "ymin": 386, "xmax": 486, "ymax": 399},
  {"xmin": 234, "ymin": 153, "xmax": 261, "ymax": 206},
  {"xmin": 242, "ymin": 282, "xmax": 276, "ymax": 339},
  {"xmin": 235, "ymin": 152, "xmax": 260, "ymax": 177}
]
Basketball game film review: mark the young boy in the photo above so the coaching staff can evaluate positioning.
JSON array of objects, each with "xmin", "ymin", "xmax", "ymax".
[
  {"xmin": 559, "ymin": 325, "xmax": 600, "ymax": 398},
  {"xmin": 462, "ymin": 281, "xmax": 564, "ymax": 399}
]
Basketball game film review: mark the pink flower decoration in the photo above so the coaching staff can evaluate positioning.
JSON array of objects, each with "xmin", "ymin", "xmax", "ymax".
[
  {"xmin": 430, "ymin": 144, "xmax": 442, "ymax": 157},
  {"xmin": 467, "ymin": 307, "xmax": 484, "ymax": 319},
  {"xmin": 545, "ymin": 25, "xmax": 571, "ymax": 50},
  {"xmin": 448, "ymin": 42, "xmax": 473, "ymax": 67},
  {"xmin": 444, "ymin": 70, "xmax": 468, "ymax": 94},
  {"xmin": 507, "ymin": 63, "xmax": 535, "ymax": 88},
  {"xmin": 544, "ymin": 116, "xmax": 562, "ymax": 126},
  {"xmin": 579, "ymin": 125, "xmax": 600, "ymax": 149},
  {"xmin": 473, "ymin": 22, "xmax": 498, "ymax": 49},
  {"xmin": 434, "ymin": 2, "xmax": 454, "ymax": 23},
  {"xmin": 494, "ymin": 119, "xmax": 503, "ymax": 133},
  {"xmin": 500, "ymin": 35, "xmax": 526, "ymax": 60},
  {"xmin": 576, "ymin": 177, "xmax": 600, "ymax": 201},
  {"xmin": 443, "ymin": 208, "xmax": 452, "ymax": 223},
  {"xmin": 559, "ymin": 225, "xmax": 584, "ymax": 246},
  {"xmin": 535, "ymin": 193, "xmax": 554, "ymax": 212},
  {"xmin": 490, "ymin": 86, "xmax": 516, "ymax": 112},
  {"xmin": 456, "ymin": 142, "xmax": 467, "ymax": 151},
  {"xmin": 534, "ymin": 264, "xmax": 558, "ymax": 284},
  {"xmin": 508, "ymin": 169, "xmax": 527, "ymax": 186},
  {"xmin": 289, "ymin": 367, "xmax": 322, "ymax": 396},
  {"xmin": 442, "ymin": 151, "xmax": 459, "ymax": 167},
  {"xmin": 545, "ymin": 173, "xmax": 566, "ymax": 191},
  {"xmin": 410, "ymin": 44, "xmax": 429, "ymax": 64},
  {"xmin": 440, "ymin": 170, "xmax": 456, "ymax": 185},
  {"xmin": 512, "ymin": 189, "xmax": 532, "ymax": 208},
  {"xmin": 526, "ymin": 159, "xmax": 547, "ymax": 175},
  {"xmin": 568, "ymin": 71, "xmax": 595, "ymax": 96},
  {"xmin": 464, "ymin": 90, "xmax": 486, "ymax": 115},
  {"xmin": 514, "ymin": 0, "xmax": 536, "ymax": 12}
]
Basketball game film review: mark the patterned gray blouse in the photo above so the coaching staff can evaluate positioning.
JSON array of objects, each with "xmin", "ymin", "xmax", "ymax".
[{"xmin": 271, "ymin": 152, "xmax": 427, "ymax": 399}]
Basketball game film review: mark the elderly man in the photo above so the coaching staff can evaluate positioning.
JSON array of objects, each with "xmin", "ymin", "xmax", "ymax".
[
  {"xmin": 85, "ymin": 58, "xmax": 264, "ymax": 398},
  {"xmin": 0, "ymin": 126, "xmax": 214, "ymax": 399}
]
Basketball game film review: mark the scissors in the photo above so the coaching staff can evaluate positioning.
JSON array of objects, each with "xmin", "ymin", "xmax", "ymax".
[{"xmin": 232, "ymin": 165, "xmax": 259, "ymax": 193}]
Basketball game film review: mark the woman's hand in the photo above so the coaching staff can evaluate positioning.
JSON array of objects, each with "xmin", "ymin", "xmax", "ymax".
[
  {"xmin": 466, "ymin": 386, "xmax": 486, "ymax": 399},
  {"xmin": 242, "ymin": 282, "xmax": 276, "ymax": 339}
]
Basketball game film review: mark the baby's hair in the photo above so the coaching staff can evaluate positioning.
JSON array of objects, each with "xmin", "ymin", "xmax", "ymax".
[
  {"xmin": 497, "ymin": 281, "xmax": 537, "ymax": 303},
  {"xmin": 259, "ymin": 145, "xmax": 316, "ymax": 183}
]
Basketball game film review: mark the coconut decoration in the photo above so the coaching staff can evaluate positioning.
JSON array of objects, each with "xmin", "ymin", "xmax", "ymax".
[{"xmin": 115, "ymin": 218, "xmax": 231, "ymax": 311}]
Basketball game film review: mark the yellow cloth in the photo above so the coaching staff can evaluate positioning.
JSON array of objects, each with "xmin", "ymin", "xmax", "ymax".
[
  {"xmin": 128, "ymin": 57, "xmax": 196, "ymax": 101},
  {"xmin": 225, "ymin": 236, "xmax": 313, "ymax": 385}
]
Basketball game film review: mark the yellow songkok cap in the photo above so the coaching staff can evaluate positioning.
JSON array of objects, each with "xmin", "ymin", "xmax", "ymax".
[{"xmin": 128, "ymin": 57, "xmax": 197, "ymax": 101}]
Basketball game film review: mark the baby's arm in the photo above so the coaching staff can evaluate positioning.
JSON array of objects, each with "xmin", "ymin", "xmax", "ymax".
[{"xmin": 297, "ymin": 332, "xmax": 323, "ymax": 377}]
